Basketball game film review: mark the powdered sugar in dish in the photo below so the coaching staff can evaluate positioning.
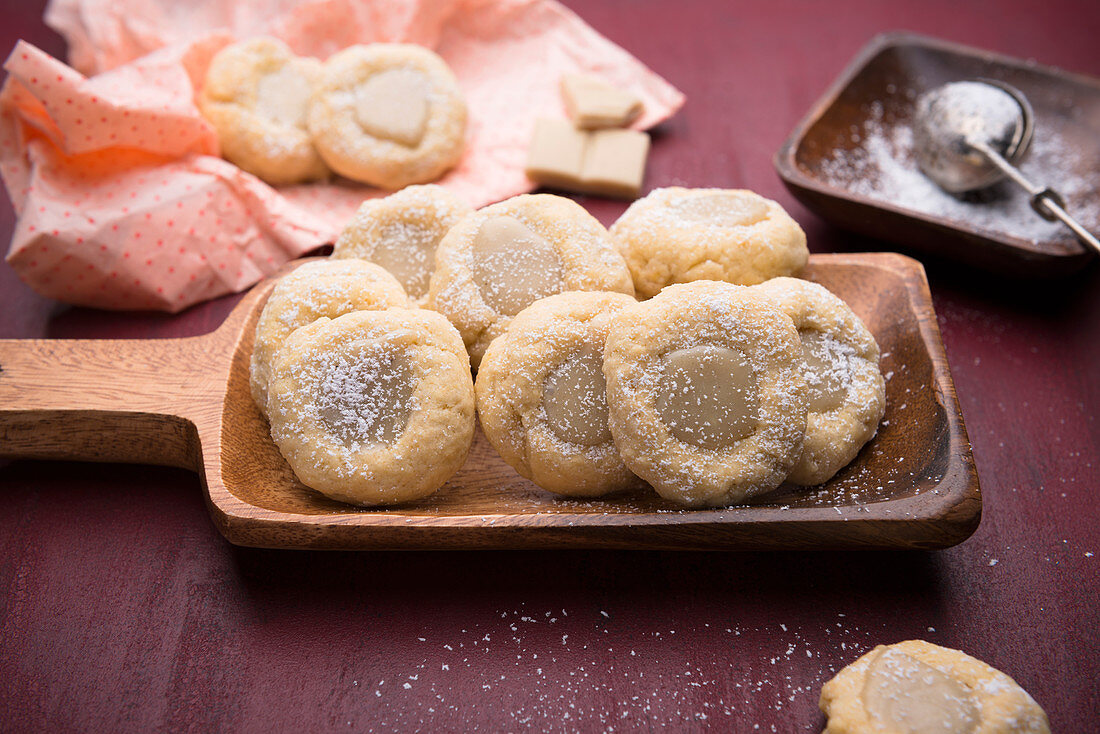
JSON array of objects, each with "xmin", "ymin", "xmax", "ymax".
[{"xmin": 818, "ymin": 98, "xmax": 1100, "ymax": 245}]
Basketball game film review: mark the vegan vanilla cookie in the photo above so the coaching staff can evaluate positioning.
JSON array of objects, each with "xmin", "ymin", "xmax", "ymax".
[
  {"xmin": 332, "ymin": 184, "xmax": 472, "ymax": 305},
  {"xmin": 476, "ymin": 291, "xmax": 640, "ymax": 497},
  {"xmin": 428, "ymin": 193, "xmax": 635, "ymax": 368},
  {"xmin": 200, "ymin": 37, "xmax": 329, "ymax": 185},
  {"xmin": 249, "ymin": 259, "xmax": 409, "ymax": 416},
  {"xmin": 308, "ymin": 44, "xmax": 467, "ymax": 188},
  {"xmin": 610, "ymin": 187, "xmax": 808, "ymax": 298},
  {"xmin": 266, "ymin": 308, "xmax": 475, "ymax": 506},
  {"xmin": 820, "ymin": 640, "xmax": 1050, "ymax": 734},
  {"xmin": 603, "ymin": 281, "xmax": 808, "ymax": 507},
  {"xmin": 751, "ymin": 277, "xmax": 885, "ymax": 485}
]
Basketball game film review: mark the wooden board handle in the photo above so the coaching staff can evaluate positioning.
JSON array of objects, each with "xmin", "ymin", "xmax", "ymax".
[{"xmin": 0, "ymin": 335, "xmax": 224, "ymax": 469}]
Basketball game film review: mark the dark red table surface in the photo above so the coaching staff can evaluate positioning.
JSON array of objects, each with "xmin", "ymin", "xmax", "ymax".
[{"xmin": 1, "ymin": 1, "xmax": 1098, "ymax": 731}]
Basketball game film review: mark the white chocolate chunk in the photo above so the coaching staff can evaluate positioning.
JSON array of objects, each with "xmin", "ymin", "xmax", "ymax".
[
  {"xmin": 355, "ymin": 68, "xmax": 430, "ymax": 146},
  {"xmin": 672, "ymin": 191, "xmax": 769, "ymax": 227},
  {"xmin": 560, "ymin": 74, "xmax": 643, "ymax": 129},
  {"xmin": 315, "ymin": 350, "xmax": 413, "ymax": 447},
  {"xmin": 255, "ymin": 65, "xmax": 313, "ymax": 128},
  {"xmin": 471, "ymin": 215, "xmax": 564, "ymax": 317},
  {"xmin": 582, "ymin": 128, "xmax": 650, "ymax": 199},
  {"xmin": 526, "ymin": 118, "xmax": 587, "ymax": 191},
  {"xmin": 862, "ymin": 649, "xmax": 979, "ymax": 734},
  {"xmin": 542, "ymin": 347, "xmax": 613, "ymax": 447},
  {"xmin": 656, "ymin": 345, "xmax": 760, "ymax": 450},
  {"xmin": 525, "ymin": 119, "xmax": 650, "ymax": 199},
  {"xmin": 800, "ymin": 329, "xmax": 850, "ymax": 413}
]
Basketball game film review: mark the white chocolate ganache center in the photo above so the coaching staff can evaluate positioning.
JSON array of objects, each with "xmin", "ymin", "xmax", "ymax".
[
  {"xmin": 862, "ymin": 648, "xmax": 978, "ymax": 734},
  {"xmin": 542, "ymin": 346, "xmax": 612, "ymax": 447},
  {"xmin": 373, "ymin": 221, "xmax": 436, "ymax": 299},
  {"xmin": 355, "ymin": 68, "xmax": 430, "ymax": 147},
  {"xmin": 656, "ymin": 345, "xmax": 760, "ymax": 449},
  {"xmin": 256, "ymin": 65, "xmax": 312, "ymax": 128},
  {"xmin": 471, "ymin": 215, "xmax": 564, "ymax": 317},
  {"xmin": 314, "ymin": 349, "xmax": 413, "ymax": 446},
  {"xmin": 673, "ymin": 192, "xmax": 769, "ymax": 228}
]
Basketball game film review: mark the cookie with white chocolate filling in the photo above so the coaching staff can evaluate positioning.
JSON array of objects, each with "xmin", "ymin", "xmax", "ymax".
[
  {"xmin": 333, "ymin": 185, "xmax": 472, "ymax": 306},
  {"xmin": 820, "ymin": 640, "xmax": 1050, "ymax": 734},
  {"xmin": 609, "ymin": 187, "xmax": 808, "ymax": 298},
  {"xmin": 200, "ymin": 37, "xmax": 330, "ymax": 185},
  {"xmin": 428, "ymin": 193, "xmax": 635, "ymax": 368},
  {"xmin": 249, "ymin": 259, "xmax": 409, "ymax": 417},
  {"xmin": 476, "ymin": 291, "xmax": 640, "ymax": 497},
  {"xmin": 750, "ymin": 277, "xmax": 885, "ymax": 486},
  {"xmin": 308, "ymin": 44, "xmax": 467, "ymax": 188},
  {"xmin": 266, "ymin": 308, "xmax": 475, "ymax": 507},
  {"xmin": 603, "ymin": 281, "xmax": 808, "ymax": 508}
]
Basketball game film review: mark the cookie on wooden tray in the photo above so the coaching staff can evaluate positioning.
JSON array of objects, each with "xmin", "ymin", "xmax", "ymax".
[
  {"xmin": 476, "ymin": 291, "xmax": 640, "ymax": 497},
  {"xmin": 332, "ymin": 185, "xmax": 472, "ymax": 305},
  {"xmin": 609, "ymin": 187, "xmax": 809, "ymax": 298},
  {"xmin": 820, "ymin": 640, "xmax": 1050, "ymax": 734},
  {"xmin": 200, "ymin": 37, "xmax": 330, "ymax": 185},
  {"xmin": 266, "ymin": 308, "xmax": 475, "ymax": 506},
  {"xmin": 308, "ymin": 44, "xmax": 467, "ymax": 188},
  {"xmin": 750, "ymin": 277, "xmax": 885, "ymax": 486},
  {"xmin": 603, "ymin": 281, "xmax": 808, "ymax": 507},
  {"xmin": 427, "ymin": 193, "xmax": 635, "ymax": 368},
  {"xmin": 249, "ymin": 259, "xmax": 409, "ymax": 416}
]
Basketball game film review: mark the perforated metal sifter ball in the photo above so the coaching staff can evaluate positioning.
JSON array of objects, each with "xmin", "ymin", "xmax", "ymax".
[{"xmin": 913, "ymin": 79, "xmax": 1099, "ymax": 254}]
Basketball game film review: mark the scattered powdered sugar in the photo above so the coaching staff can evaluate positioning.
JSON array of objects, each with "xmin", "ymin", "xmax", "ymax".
[
  {"xmin": 609, "ymin": 286, "xmax": 807, "ymax": 502},
  {"xmin": 667, "ymin": 190, "xmax": 770, "ymax": 229},
  {"xmin": 800, "ymin": 329, "xmax": 858, "ymax": 409},
  {"xmin": 311, "ymin": 347, "xmax": 414, "ymax": 447},
  {"xmin": 341, "ymin": 607, "xmax": 876, "ymax": 732},
  {"xmin": 273, "ymin": 277, "xmax": 367, "ymax": 329},
  {"xmin": 818, "ymin": 99, "xmax": 1100, "ymax": 245},
  {"xmin": 335, "ymin": 185, "xmax": 470, "ymax": 300},
  {"xmin": 273, "ymin": 335, "xmax": 419, "ymax": 472}
]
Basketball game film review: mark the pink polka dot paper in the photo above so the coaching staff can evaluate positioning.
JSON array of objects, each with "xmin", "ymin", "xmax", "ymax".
[{"xmin": 2, "ymin": 0, "xmax": 684, "ymax": 312}]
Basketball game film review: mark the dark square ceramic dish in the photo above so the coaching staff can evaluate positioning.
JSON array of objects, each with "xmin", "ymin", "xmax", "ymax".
[{"xmin": 775, "ymin": 32, "xmax": 1100, "ymax": 276}]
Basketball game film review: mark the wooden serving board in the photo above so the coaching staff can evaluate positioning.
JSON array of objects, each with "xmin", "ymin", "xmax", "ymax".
[{"xmin": 0, "ymin": 252, "xmax": 981, "ymax": 550}]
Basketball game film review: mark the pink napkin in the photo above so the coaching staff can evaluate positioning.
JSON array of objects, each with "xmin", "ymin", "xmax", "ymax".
[{"xmin": 1, "ymin": 0, "xmax": 684, "ymax": 312}]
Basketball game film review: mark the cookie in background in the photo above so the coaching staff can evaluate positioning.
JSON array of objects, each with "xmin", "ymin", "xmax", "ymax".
[
  {"xmin": 332, "ymin": 185, "xmax": 472, "ymax": 306},
  {"xmin": 611, "ymin": 187, "xmax": 808, "ymax": 298},
  {"xmin": 428, "ymin": 193, "xmax": 634, "ymax": 368},
  {"xmin": 308, "ymin": 44, "xmax": 467, "ymax": 189},
  {"xmin": 199, "ymin": 37, "xmax": 330, "ymax": 185}
]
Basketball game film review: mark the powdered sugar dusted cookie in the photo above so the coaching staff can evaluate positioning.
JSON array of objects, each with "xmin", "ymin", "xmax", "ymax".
[
  {"xmin": 200, "ymin": 37, "xmax": 329, "ymax": 185},
  {"xmin": 332, "ymin": 185, "xmax": 472, "ymax": 305},
  {"xmin": 603, "ymin": 281, "xmax": 808, "ymax": 507},
  {"xmin": 249, "ymin": 259, "xmax": 409, "ymax": 416},
  {"xmin": 428, "ymin": 193, "xmax": 635, "ymax": 368},
  {"xmin": 751, "ymin": 277, "xmax": 885, "ymax": 486},
  {"xmin": 266, "ymin": 308, "xmax": 475, "ymax": 506},
  {"xmin": 476, "ymin": 291, "xmax": 640, "ymax": 497},
  {"xmin": 609, "ymin": 187, "xmax": 808, "ymax": 298},
  {"xmin": 820, "ymin": 640, "xmax": 1050, "ymax": 734},
  {"xmin": 308, "ymin": 44, "xmax": 467, "ymax": 188}
]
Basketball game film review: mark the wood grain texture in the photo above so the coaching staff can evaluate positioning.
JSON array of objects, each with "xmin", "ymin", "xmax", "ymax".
[
  {"xmin": 1, "ymin": 0, "xmax": 1098, "ymax": 732},
  {"xmin": 0, "ymin": 254, "xmax": 980, "ymax": 550}
]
